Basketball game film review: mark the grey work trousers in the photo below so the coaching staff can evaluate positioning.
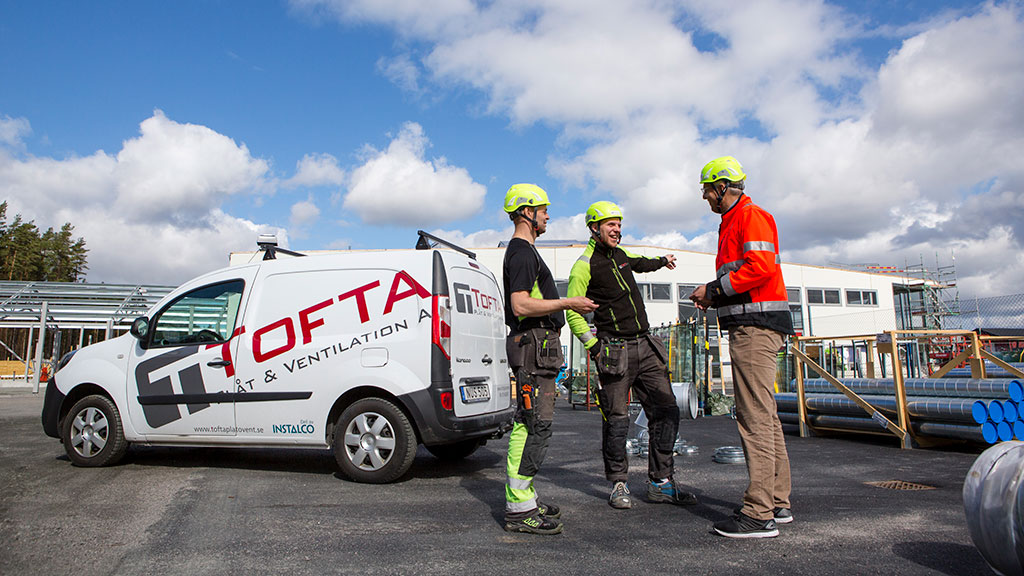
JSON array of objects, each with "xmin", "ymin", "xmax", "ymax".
[{"xmin": 596, "ymin": 334, "xmax": 679, "ymax": 482}]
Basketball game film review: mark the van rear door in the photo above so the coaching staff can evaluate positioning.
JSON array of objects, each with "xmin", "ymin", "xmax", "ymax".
[{"xmin": 447, "ymin": 260, "xmax": 511, "ymax": 417}]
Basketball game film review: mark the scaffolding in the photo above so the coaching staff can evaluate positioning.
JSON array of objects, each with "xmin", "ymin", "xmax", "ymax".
[
  {"xmin": 0, "ymin": 281, "xmax": 174, "ymax": 389},
  {"xmin": 894, "ymin": 254, "xmax": 960, "ymax": 331}
]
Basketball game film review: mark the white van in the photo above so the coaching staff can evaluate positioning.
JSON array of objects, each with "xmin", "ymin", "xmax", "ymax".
[{"xmin": 41, "ymin": 235, "xmax": 513, "ymax": 483}]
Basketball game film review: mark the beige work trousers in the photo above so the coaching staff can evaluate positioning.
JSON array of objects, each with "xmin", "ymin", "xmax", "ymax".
[{"xmin": 729, "ymin": 324, "xmax": 792, "ymax": 521}]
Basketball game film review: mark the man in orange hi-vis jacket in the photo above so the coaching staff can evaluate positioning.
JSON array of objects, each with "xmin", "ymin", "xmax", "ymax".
[{"xmin": 690, "ymin": 156, "xmax": 795, "ymax": 539}]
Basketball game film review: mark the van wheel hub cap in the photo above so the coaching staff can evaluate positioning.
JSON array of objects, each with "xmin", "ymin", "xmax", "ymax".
[{"xmin": 344, "ymin": 412, "xmax": 396, "ymax": 471}]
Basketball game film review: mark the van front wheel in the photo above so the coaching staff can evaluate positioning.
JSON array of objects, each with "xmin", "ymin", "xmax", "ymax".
[
  {"xmin": 61, "ymin": 394, "xmax": 129, "ymax": 467},
  {"xmin": 333, "ymin": 398, "xmax": 416, "ymax": 483}
]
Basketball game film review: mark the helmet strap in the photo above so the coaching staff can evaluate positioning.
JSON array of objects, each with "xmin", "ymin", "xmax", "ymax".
[{"xmin": 517, "ymin": 206, "xmax": 540, "ymax": 232}]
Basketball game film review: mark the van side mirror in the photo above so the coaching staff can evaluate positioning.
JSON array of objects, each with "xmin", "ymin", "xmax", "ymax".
[{"xmin": 130, "ymin": 317, "xmax": 150, "ymax": 342}]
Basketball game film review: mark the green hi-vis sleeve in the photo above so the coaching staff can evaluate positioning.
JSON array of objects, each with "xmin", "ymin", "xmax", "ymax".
[{"xmin": 565, "ymin": 249, "xmax": 598, "ymax": 349}]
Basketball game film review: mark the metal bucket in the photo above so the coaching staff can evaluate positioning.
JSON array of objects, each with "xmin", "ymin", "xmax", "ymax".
[
  {"xmin": 712, "ymin": 445, "xmax": 745, "ymax": 464},
  {"xmin": 963, "ymin": 441, "xmax": 1024, "ymax": 575},
  {"xmin": 672, "ymin": 381, "xmax": 699, "ymax": 420}
]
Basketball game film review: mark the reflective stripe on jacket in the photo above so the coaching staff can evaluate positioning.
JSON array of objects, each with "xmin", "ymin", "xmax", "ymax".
[{"xmin": 707, "ymin": 195, "xmax": 794, "ymax": 335}]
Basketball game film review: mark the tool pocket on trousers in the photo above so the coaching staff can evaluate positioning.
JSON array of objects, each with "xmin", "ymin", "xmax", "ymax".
[
  {"xmin": 597, "ymin": 340, "xmax": 627, "ymax": 376},
  {"xmin": 506, "ymin": 334, "xmax": 526, "ymax": 370},
  {"xmin": 532, "ymin": 328, "xmax": 564, "ymax": 370}
]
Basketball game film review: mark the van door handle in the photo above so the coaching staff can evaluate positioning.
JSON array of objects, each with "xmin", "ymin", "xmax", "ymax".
[
  {"xmin": 207, "ymin": 359, "xmax": 232, "ymax": 368},
  {"xmin": 481, "ymin": 355, "xmax": 492, "ymax": 365}
]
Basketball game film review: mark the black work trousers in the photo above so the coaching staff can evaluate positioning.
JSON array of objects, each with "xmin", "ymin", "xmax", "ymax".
[{"xmin": 595, "ymin": 334, "xmax": 679, "ymax": 482}]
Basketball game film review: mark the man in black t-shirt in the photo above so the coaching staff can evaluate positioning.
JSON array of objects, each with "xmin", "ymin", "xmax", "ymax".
[{"xmin": 500, "ymin": 183, "xmax": 596, "ymax": 535}]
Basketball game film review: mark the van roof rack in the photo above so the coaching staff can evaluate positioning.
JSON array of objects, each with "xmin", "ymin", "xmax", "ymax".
[
  {"xmin": 415, "ymin": 230, "xmax": 476, "ymax": 260},
  {"xmin": 257, "ymin": 234, "xmax": 306, "ymax": 260}
]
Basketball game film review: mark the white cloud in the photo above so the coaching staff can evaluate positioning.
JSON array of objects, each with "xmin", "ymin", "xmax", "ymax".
[
  {"xmin": 426, "ymin": 227, "xmax": 509, "ymax": 249},
  {"xmin": 113, "ymin": 110, "xmax": 270, "ymax": 224},
  {"xmin": 0, "ymin": 111, "xmax": 285, "ymax": 285},
  {"xmin": 377, "ymin": 54, "xmax": 421, "ymax": 93},
  {"xmin": 0, "ymin": 115, "xmax": 31, "ymax": 148},
  {"xmin": 284, "ymin": 153, "xmax": 346, "ymax": 188},
  {"xmin": 343, "ymin": 122, "xmax": 487, "ymax": 225},
  {"xmin": 289, "ymin": 197, "xmax": 322, "ymax": 240}
]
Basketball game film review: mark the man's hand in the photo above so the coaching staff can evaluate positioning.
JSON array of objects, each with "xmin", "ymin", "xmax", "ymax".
[
  {"xmin": 663, "ymin": 254, "xmax": 677, "ymax": 270},
  {"xmin": 689, "ymin": 284, "xmax": 713, "ymax": 310},
  {"xmin": 565, "ymin": 296, "xmax": 598, "ymax": 314}
]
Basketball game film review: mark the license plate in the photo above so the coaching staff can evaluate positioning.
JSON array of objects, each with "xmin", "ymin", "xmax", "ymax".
[{"xmin": 460, "ymin": 383, "xmax": 490, "ymax": 404}]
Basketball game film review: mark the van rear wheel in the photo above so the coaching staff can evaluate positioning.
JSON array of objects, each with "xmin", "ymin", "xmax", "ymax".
[
  {"xmin": 425, "ymin": 439, "xmax": 483, "ymax": 461},
  {"xmin": 333, "ymin": 398, "xmax": 416, "ymax": 483},
  {"xmin": 61, "ymin": 394, "xmax": 129, "ymax": 467}
]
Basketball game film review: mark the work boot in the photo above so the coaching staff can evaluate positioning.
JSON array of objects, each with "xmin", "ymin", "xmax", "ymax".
[
  {"xmin": 503, "ymin": 510, "xmax": 563, "ymax": 535},
  {"xmin": 713, "ymin": 512, "xmax": 779, "ymax": 539},
  {"xmin": 538, "ymin": 500, "xmax": 561, "ymax": 519},
  {"xmin": 647, "ymin": 479, "xmax": 698, "ymax": 505},
  {"xmin": 608, "ymin": 481, "xmax": 632, "ymax": 509}
]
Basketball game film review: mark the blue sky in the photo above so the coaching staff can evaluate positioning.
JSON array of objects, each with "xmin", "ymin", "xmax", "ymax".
[{"xmin": 2, "ymin": 1, "xmax": 1022, "ymax": 298}]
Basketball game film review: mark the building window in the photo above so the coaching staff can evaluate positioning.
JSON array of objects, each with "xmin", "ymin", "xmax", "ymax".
[
  {"xmin": 787, "ymin": 287, "xmax": 801, "ymax": 304},
  {"xmin": 807, "ymin": 288, "xmax": 841, "ymax": 306},
  {"xmin": 790, "ymin": 305, "xmax": 804, "ymax": 331},
  {"xmin": 846, "ymin": 289, "xmax": 878, "ymax": 306},
  {"xmin": 678, "ymin": 284, "xmax": 701, "ymax": 301},
  {"xmin": 787, "ymin": 287, "xmax": 803, "ymax": 331},
  {"xmin": 638, "ymin": 282, "xmax": 672, "ymax": 302}
]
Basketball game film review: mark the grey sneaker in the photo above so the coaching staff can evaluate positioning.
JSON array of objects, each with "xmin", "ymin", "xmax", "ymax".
[
  {"xmin": 713, "ymin": 512, "xmax": 779, "ymax": 539},
  {"xmin": 609, "ymin": 481, "xmax": 632, "ymax": 509},
  {"xmin": 733, "ymin": 506, "xmax": 793, "ymax": 524},
  {"xmin": 772, "ymin": 507, "xmax": 793, "ymax": 524},
  {"xmin": 647, "ymin": 479, "xmax": 698, "ymax": 505}
]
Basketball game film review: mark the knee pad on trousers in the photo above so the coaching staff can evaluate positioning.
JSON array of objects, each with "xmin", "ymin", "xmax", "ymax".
[
  {"xmin": 604, "ymin": 416, "xmax": 630, "ymax": 447},
  {"xmin": 647, "ymin": 404, "xmax": 680, "ymax": 452},
  {"xmin": 518, "ymin": 419, "xmax": 552, "ymax": 477}
]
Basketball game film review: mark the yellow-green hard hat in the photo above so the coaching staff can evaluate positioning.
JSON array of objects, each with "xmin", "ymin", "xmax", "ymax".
[
  {"xmin": 586, "ymin": 200, "xmax": 623, "ymax": 225},
  {"xmin": 700, "ymin": 156, "xmax": 746, "ymax": 183},
  {"xmin": 503, "ymin": 183, "xmax": 550, "ymax": 213}
]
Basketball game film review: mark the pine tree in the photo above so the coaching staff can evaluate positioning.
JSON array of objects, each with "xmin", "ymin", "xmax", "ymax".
[{"xmin": 0, "ymin": 203, "xmax": 89, "ymax": 282}]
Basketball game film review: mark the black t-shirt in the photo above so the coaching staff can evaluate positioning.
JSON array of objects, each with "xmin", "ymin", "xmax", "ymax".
[{"xmin": 503, "ymin": 237, "xmax": 565, "ymax": 333}]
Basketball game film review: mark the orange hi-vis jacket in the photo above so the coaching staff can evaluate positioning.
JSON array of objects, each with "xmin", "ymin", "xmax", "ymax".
[{"xmin": 706, "ymin": 195, "xmax": 794, "ymax": 335}]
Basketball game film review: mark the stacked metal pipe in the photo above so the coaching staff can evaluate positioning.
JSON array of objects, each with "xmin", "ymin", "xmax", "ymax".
[
  {"xmin": 777, "ymin": 378, "xmax": 1024, "ymax": 444},
  {"xmin": 945, "ymin": 361, "xmax": 1024, "ymax": 379}
]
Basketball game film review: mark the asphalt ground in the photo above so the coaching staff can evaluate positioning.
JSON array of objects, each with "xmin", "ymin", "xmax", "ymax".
[{"xmin": 0, "ymin": 387, "xmax": 995, "ymax": 576}]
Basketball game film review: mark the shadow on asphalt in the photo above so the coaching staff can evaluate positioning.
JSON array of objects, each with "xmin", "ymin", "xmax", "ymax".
[
  {"xmin": 892, "ymin": 541, "xmax": 990, "ymax": 575},
  {"xmin": 119, "ymin": 445, "xmax": 339, "ymax": 475}
]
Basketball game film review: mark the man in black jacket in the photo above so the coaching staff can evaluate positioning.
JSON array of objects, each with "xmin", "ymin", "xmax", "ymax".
[{"xmin": 566, "ymin": 201, "xmax": 697, "ymax": 509}]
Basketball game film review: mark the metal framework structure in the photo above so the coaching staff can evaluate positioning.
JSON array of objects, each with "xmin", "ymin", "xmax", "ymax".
[
  {"xmin": 0, "ymin": 281, "xmax": 174, "ymax": 330},
  {"xmin": 0, "ymin": 281, "xmax": 175, "ymax": 391}
]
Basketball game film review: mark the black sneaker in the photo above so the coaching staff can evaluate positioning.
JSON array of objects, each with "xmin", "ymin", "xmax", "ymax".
[
  {"xmin": 538, "ymin": 501, "xmax": 561, "ymax": 519},
  {"xmin": 713, "ymin": 512, "xmax": 779, "ymax": 539},
  {"xmin": 504, "ymin": 511, "xmax": 563, "ymax": 535},
  {"xmin": 647, "ymin": 479, "xmax": 698, "ymax": 505},
  {"xmin": 772, "ymin": 507, "xmax": 793, "ymax": 524},
  {"xmin": 732, "ymin": 506, "xmax": 794, "ymax": 524}
]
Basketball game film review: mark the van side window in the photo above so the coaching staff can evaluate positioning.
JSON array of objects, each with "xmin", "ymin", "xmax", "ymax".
[{"xmin": 150, "ymin": 280, "xmax": 245, "ymax": 347}]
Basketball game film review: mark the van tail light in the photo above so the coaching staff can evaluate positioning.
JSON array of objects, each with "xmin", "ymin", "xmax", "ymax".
[
  {"xmin": 432, "ymin": 294, "xmax": 451, "ymax": 359},
  {"xmin": 439, "ymin": 391, "xmax": 453, "ymax": 411}
]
